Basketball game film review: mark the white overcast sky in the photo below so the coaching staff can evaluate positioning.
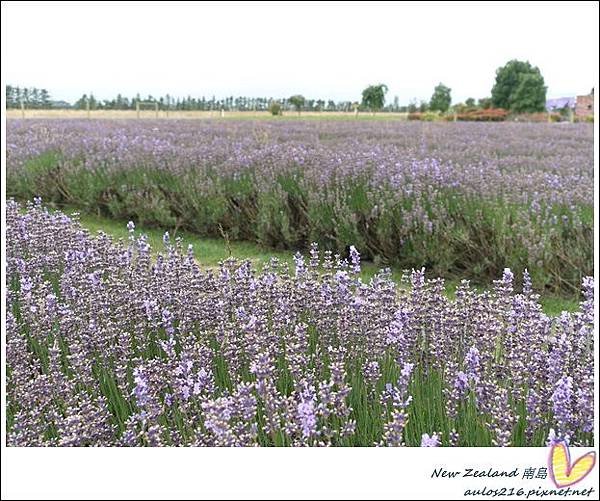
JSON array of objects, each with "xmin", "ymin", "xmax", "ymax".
[{"xmin": 1, "ymin": 1, "xmax": 598, "ymax": 104}]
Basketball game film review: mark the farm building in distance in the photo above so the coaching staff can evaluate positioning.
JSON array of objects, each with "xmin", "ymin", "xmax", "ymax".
[
  {"xmin": 546, "ymin": 97, "xmax": 575, "ymax": 112},
  {"xmin": 575, "ymin": 89, "xmax": 594, "ymax": 118},
  {"xmin": 546, "ymin": 89, "xmax": 594, "ymax": 118}
]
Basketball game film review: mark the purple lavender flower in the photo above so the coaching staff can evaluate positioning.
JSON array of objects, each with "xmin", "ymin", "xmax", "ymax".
[
  {"xmin": 421, "ymin": 433, "xmax": 441, "ymax": 447},
  {"xmin": 551, "ymin": 376, "xmax": 574, "ymax": 441},
  {"xmin": 349, "ymin": 245, "xmax": 361, "ymax": 274}
]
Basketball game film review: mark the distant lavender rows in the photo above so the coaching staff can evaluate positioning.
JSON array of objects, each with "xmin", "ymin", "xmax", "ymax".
[
  {"xmin": 6, "ymin": 120, "xmax": 593, "ymax": 205},
  {"xmin": 5, "ymin": 119, "xmax": 594, "ymax": 293},
  {"xmin": 5, "ymin": 201, "xmax": 594, "ymax": 446}
]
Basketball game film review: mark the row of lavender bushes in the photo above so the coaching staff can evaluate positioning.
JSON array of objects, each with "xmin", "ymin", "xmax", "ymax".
[
  {"xmin": 6, "ymin": 120, "xmax": 593, "ymax": 294},
  {"xmin": 6, "ymin": 200, "xmax": 594, "ymax": 446}
]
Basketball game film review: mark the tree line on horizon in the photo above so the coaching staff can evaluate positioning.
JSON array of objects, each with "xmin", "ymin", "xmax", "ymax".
[{"xmin": 6, "ymin": 60, "xmax": 549, "ymax": 114}]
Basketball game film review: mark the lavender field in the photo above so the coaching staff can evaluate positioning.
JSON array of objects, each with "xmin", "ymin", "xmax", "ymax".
[
  {"xmin": 5, "ymin": 119, "xmax": 595, "ymax": 447},
  {"xmin": 6, "ymin": 119, "xmax": 593, "ymax": 292},
  {"xmin": 6, "ymin": 201, "xmax": 594, "ymax": 446}
]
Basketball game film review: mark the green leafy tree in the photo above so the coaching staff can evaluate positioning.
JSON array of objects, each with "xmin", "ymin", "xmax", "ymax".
[
  {"xmin": 289, "ymin": 94, "xmax": 305, "ymax": 114},
  {"xmin": 429, "ymin": 83, "xmax": 452, "ymax": 112},
  {"xmin": 491, "ymin": 60, "xmax": 547, "ymax": 112},
  {"xmin": 465, "ymin": 97, "xmax": 476, "ymax": 108},
  {"xmin": 508, "ymin": 72, "xmax": 547, "ymax": 113},
  {"xmin": 361, "ymin": 84, "xmax": 388, "ymax": 113}
]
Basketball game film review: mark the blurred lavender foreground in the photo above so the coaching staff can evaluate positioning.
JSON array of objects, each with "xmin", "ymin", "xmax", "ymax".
[
  {"xmin": 6, "ymin": 200, "xmax": 594, "ymax": 446},
  {"xmin": 5, "ymin": 119, "xmax": 593, "ymax": 294}
]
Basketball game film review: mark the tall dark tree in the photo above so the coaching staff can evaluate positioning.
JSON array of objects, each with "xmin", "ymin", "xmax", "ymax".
[
  {"xmin": 40, "ymin": 89, "xmax": 51, "ymax": 108},
  {"xmin": 14, "ymin": 86, "xmax": 22, "ymax": 106},
  {"xmin": 6, "ymin": 85, "xmax": 15, "ymax": 108},
  {"xmin": 31, "ymin": 88, "xmax": 40, "ymax": 108}
]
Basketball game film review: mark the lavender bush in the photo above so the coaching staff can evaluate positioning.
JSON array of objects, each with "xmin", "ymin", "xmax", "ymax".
[
  {"xmin": 6, "ymin": 200, "xmax": 594, "ymax": 446},
  {"xmin": 6, "ymin": 119, "xmax": 593, "ymax": 293}
]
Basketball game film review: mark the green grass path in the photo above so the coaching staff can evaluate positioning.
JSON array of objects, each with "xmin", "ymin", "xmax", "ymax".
[{"xmin": 71, "ymin": 208, "xmax": 580, "ymax": 317}]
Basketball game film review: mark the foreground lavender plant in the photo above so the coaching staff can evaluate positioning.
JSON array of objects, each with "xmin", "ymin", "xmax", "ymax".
[{"xmin": 5, "ymin": 201, "xmax": 595, "ymax": 447}]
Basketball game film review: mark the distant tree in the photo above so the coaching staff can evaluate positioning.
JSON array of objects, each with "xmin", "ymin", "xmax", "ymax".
[
  {"xmin": 429, "ymin": 83, "xmax": 452, "ymax": 112},
  {"xmin": 419, "ymin": 100, "xmax": 429, "ymax": 112},
  {"xmin": 361, "ymin": 84, "xmax": 388, "ymax": 113},
  {"xmin": 14, "ymin": 86, "xmax": 22, "ymax": 106},
  {"xmin": 40, "ymin": 89, "xmax": 51, "ymax": 108},
  {"xmin": 407, "ymin": 99, "xmax": 417, "ymax": 113},
  {"xmin": 6, "ymin": 85, "xmax": 15, "ymax": 108},
  {"xmin": 74, "ymin": 94, "xmax": 88, "ymax": 110},
  {"xmin": 491, "ymin": 60, "xmax": 546, "ymax": 112},
  {"xmin": 30, "ymin": 88, "xmax": 40, "ymax": 108},
  {"xmin": 288, "ymin": 94, "xmax": 305, "ymax": 114},
  {"xmin": 393, "ymin": 95, "xmax": 399, "ymax": 112},
  {"xmin": 452, "ymin": 102, "xmax": 468, "ymax": 114},
  {"xmin": 478, "ymin": 97, "xmax": 492, "ymax": 109},
  {"xmin": 269, "ymin": 101, "xmax": 282, "ymax": 116},
  {"xmin": 465, "ymin": 97, "xmax": 476, "ymax": 108},
  {"xmin": 22, "ymin": 88, "xmax": 30, "ymax": 106}
]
